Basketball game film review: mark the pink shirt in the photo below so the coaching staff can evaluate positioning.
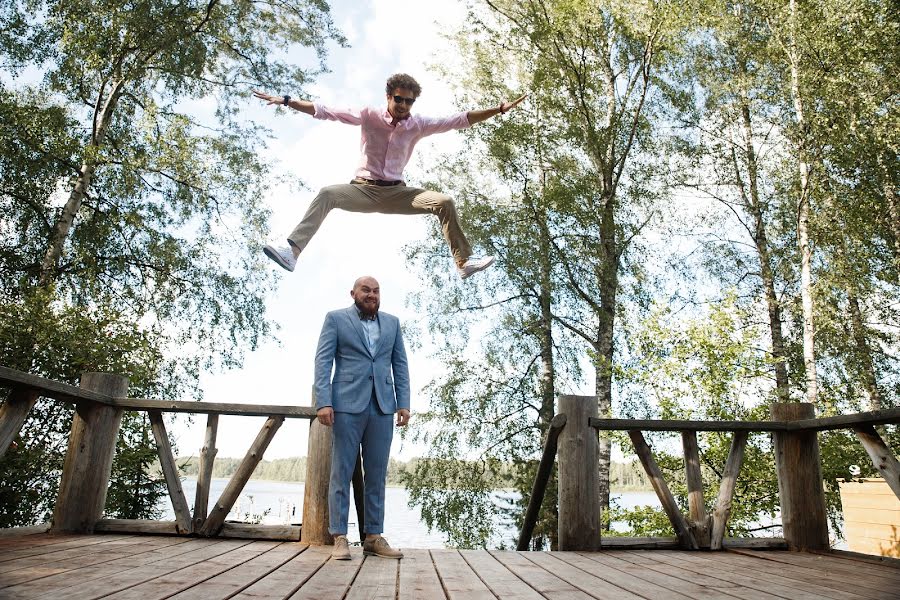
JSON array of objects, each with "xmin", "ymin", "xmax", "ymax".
[{"xmin": 313, "ymin": 104, "xmax": 471, "ymax": 181}]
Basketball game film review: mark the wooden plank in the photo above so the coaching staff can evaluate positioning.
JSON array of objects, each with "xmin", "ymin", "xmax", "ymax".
[
  {"xmin": 458, "ymin": 549, "xmax": 543, "ymax": 599},
  {"xmin": 397, "ymin": 549, "xmax": 446, "ymax": 600},
  {"xmin": 200, "ymin": 416, "xmax": 284, "ymax": 536},
  {"xmin": 114, "ymin": 397, "xmax": 317, "ymax": 418},
  {"xmin": 649, "ymin": 549, "xmax": 873, "ymax": 600},
  {"xmin": 301, "ymin": 407, "xmax": 332, "ymax": 545},
  {"xmin": 0, "ymin": 534, "xmax": 132, "ymax": 563},
  {"xmin": 345, "ymin": 554, "xmax": 399, "ymax": 600},
  {"xmin": 0, "ymin": 524, "xmax": 49, "ymax": 539},
  {"xmin": 842, "ymin": 506, "xmax": 900, "ymax": 523},
  {"xmin": 94, "ymin": 519, "xmax": 180, "ymax": 535},
  {"xmin": 615, "ymin": 550, "xmax": 785, "ymax": 600},
  {"xmin": 681, "ymin": 430, "xmax": 710, "ymax": 548},
  {"xmin": 558, "ymin": 395, "xmax": 600, "ymax": 551},
  {"xmin": 771, "ymin": 402, "xmax": 829, "ymax": 551},
  {"xmin": 96, "ymin": 540, "xmax": 280, "ymax": 600},
  {"xmin": 287, "ymin": 546, "xmax": 363, "ymax": 600},
  {"xmin": 518, "ymin": 413, "xmax": 566, "ymax": 550},
  {"xmin": 220, "ymin": 523, "xmax": 301, "ymax": 541},
  {"xmin": 710, "ymin": 430, "xmax": 748, "ymax": 550},
  {"xmin": 0, "ymin": 387, "xmax": 39, "ymax": 459},
  {"xmin": 0, "ymin": 366, "xmax": 114, "ymax": 406},
  {"xmin": 165, "ymin": 542, "xmax": 304, "ymax": 599},
  {"xmin": 231, "ymin": 545, "xmax": 329, "ymax": 600},
  {"xmin": 193, "ymin": 413, "xmax": 219, "ymax": 530},
  {"xmin": 53, "ymin": 539, "xmax": 255, "ymax": 599},
  {"xmin": 725, "ymin": 549, "xmax": 900, "ymax": 597},
  {"xmin": 629, "ymin": 430, "xmax": 698, "ymax": 549},
  {"xmin": 591, "ymin": 417, "xmax": 789, "ymax": 432},
  {"xmin": 148, "ymin": 410, "xmax": 193, "ymax": 534},
  {"xmin": 712, "ymin": 551, "xmax": 897, "ymax": 599},
  {"xmin": 571, "ymin": 550, "xmax": 742, "ymax": 600},
  {"xmin": 791, "ymin": 408, "xmax": 900, "ymax": 431},
  {"xmin": 487, "ymin": 551, "xmax": 596, "ymax": 599},
  {"xmin": 52, "ymin": 372, "xmax": 128, "ymax": 534},
  {"xmin": 515, "ymin": 551, "xmax": 646, "ymax": 599},
  {"xmin": 430, "ymin": 550, "xmax": 496, "ymax": 600},
  {"xmin": 854, "ymin": 425, "xmax": 900, "ymax": 501},
  {"xmin": 809, "ymin": 548, "xmax": 900, "ymax": 570},
  {"xmin": 839, "ymin": 479, "xmax": 900, "ymax": 495}
]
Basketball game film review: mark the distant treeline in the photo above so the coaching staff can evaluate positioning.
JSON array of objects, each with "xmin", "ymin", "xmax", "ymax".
[{"xmin": 174, "ymin": 456, "xmax": 651, "ymax": 490}]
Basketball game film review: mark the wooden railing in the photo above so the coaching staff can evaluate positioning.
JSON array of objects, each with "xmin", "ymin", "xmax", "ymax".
[
  {"xmin": 518, "ymin": 394, "xmax": 900, "ymax": 551},
  {"xmin": 0, "ymin": 366, "xmax": 347, "ymax": 542},
  {"xmin": 3, "ymin": 366, "xmax": 898, "ymax": 551}
]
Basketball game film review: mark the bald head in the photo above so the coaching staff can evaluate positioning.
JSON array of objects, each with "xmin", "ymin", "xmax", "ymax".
[{"xmin": 351, "ymin": 276, "xmax": 381, "ymax": 317}]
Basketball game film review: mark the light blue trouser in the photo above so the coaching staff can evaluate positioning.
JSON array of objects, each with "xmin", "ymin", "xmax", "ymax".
[{"xmin": 328, "ymin": 392, "xmax": 394, "ymax": 536}]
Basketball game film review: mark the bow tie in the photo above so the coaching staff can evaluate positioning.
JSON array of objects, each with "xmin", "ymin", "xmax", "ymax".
[{"xmin": 358, "ymin": 311, "xmax": 377, "ymax": 321}]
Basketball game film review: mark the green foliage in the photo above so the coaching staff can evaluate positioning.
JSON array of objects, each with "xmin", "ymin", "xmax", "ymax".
[{"xmin": 0, "ymin": 0, "xmax": 343, "ymax": 525}]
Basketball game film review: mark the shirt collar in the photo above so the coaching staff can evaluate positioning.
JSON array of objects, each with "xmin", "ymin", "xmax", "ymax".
[{"xmin": 356, "ymin": 308, "xmax": 378, "ymax": 321}]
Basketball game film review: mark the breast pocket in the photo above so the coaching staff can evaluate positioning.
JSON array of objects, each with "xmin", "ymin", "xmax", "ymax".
[{"xmin": 385, "ymin": 376, "xmax": 393, "ymax": 385}]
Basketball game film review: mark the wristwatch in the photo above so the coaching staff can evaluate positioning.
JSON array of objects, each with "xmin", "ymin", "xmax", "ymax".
[{"xmin": 283, "ymin": 95, "xmax": 291, "ymax": 106}]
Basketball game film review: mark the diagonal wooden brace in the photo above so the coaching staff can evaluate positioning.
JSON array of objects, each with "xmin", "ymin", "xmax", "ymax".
[
  {"xmin": 710, "ymin": 430, "xmax": 748, "ymax": 550},
  {"xmin": 199, "ymin": 415, "xmax": 284, "ymax": 536},
  {"xmin": 0, "ymin": 387, "xmax": 39, "ymax": 460},
  {"xmin": 854, "ymin": 425, "xmax": 900, "ymax": 501},
  {"xmin": 148, "ymin": 410, "xmax": 193, "ymax": 534}
]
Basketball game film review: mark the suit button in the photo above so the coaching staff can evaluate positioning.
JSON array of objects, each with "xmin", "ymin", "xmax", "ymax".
[{"xmin": 368, "ymin": 375, "xmax": 373, "ymax": 380}]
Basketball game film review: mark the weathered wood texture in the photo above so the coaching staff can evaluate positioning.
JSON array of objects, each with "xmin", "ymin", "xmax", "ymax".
[
  {"xmin": 8, "ymin": 534, "xmax": 886, "ymax": 599},
  {"xmin": 557, "ymin": 395, "xmax": 600, "ymax": 551},
  {"xmin": 0, "ymin": 387, "xmax": 39, "ymax": 460},
  {"xmin": 199, "ymin": 416, "xmax": 285, "ymax": 536},
  {"xmin": 771, "ymin": 402, "xmax": 829, "ymax": 551},
  {"xmin": 591, "ymin": 416, "xmax": 790, "ymax": 431},
  {"xmin": 148, "ymin": 409, "xmax": 192, "ymax": 534},
  {"xmin": 193, "ymin": 413, "xmax": 219, "ymax": 530},
  {"xmin": 51, "ymin": 372, "xmax": 128, "ymax": 534},
  {"xmin": 710, "ymin": 430, "xmax": 748, "ymax": 550},
  {"xmin": 854, "ymin": 425, "xmax": 900, "ymax": 501},
  {"xmin": 792, "ymin": 407, "xmax": 900, "ymax": 431},
  {"xmin": 838, "ymin": 478, "xmax": 900, "ymax": 558},
  {"xmin": 629, "ymin": 430, "xmax": 698, "ymax": 550},
  {"xmin": 517, "ymin": 413, "xmax": 566, "ymax": 550},
  {"xmin": 681, "ymin": 430, "xmax": 710, "ymax": 548},
  {"xmin": 302, "ymin": 406, "xmax": 333, "ymax": 546}
]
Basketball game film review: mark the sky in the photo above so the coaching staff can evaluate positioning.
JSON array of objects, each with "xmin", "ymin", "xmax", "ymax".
[{"xmin": 169, "ymin": 0, "xmax": 491, "ymax": 461}]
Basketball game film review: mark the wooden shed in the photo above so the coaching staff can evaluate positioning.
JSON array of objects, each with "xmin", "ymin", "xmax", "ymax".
[{"xmin": 838, "ymin": 478, "xmax": 900, "ymax": 558}]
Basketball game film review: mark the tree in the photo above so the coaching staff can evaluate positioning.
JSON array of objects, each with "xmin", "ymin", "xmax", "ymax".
[{"xmin": 0, "ymin": 0, "xmax": 344, "ymax": 524}]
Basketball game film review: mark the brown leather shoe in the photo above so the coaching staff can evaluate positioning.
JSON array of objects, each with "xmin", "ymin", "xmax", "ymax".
[
  {"xmin": 331, "ymin": 535, "xmax": 351, "ymax": 560},
  {"xmin": 362, "ymin": 535, "xmax": 403, "ymax": 559}
]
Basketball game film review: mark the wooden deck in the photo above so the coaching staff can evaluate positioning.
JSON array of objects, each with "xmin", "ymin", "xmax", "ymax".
[{"xmin": 1, "ymin": 534, "xmax": 899, "ymax": 599}]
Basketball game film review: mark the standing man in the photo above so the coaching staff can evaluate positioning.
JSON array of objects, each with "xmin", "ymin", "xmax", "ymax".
[
  {"xmin": 253, "ymin": 73, "xmax": 526, "ymax": 279},
  {"xmin": 314, "ymin": 275, "xmax": 410, "ymax": 560}
]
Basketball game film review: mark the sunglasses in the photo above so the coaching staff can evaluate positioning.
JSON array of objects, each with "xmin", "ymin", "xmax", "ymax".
[{"xmin": 392, "ymin": 95, "xmax": 416, "ymax": 106}]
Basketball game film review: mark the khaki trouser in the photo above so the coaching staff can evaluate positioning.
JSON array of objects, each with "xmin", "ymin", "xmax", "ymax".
[{"xmin": 286, "ymin": 183, "xmax": 472, "ymax": 266}]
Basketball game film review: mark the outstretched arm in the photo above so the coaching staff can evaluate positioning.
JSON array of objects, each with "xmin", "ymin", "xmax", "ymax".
[
  {"xmin": 467, "ymin": 93, "xmax": 527, "ymax": 125},
  {"xmin": 252, "ymin": 90, "xmax": 315, "ymax": 116}
]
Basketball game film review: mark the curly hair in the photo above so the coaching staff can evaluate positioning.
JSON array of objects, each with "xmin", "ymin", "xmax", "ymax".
[{"xmin": 385, "ymin": 73, "xmax": 422, "ymax": 98}]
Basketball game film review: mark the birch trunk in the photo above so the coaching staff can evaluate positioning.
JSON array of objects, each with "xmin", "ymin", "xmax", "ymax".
[
  {"xmin": 39, "ymin": 80, "xmax": 124, "ymax": 286},
  {"xmin": 788, "ymin": 0, "xmax": 817, "ymax": 404},
  {"xmin": 595, "ymin": 197, "xmax": 617, "ymax": 527},
  {"xmin": 739, "ymin": 95, "xmax": 790, "ymax": 402},
  {"xmin": 878, "ymin": 153, "xmax": 900, "ymax": 277},
  {"xmin": 846, "ymin": 290, "xmax": 882, "ymax": 411}
]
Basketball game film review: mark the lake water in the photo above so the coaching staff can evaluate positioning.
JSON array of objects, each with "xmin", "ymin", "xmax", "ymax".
[{"xmin": 161, "ymin": 478, "xmax": 661, "ymax": 548}]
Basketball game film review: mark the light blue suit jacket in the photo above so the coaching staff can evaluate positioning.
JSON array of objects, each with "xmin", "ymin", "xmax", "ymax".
[{"xmin": 314, "ymin": 306, "xmax": 410, "ymax": 414}]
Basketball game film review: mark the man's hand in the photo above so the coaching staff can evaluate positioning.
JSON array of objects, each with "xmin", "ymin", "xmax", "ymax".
[
  {"xmin": 500, "ymin": 93, "xmax": 527, "ymax": 114},
  {"xmin": 252, "ymin": 90, "xmax": 283, "ymax": 106},
  {"xmin": 395, "ymin": 409, "xmax": 410, "ymax": 427},
  {"xmin": 317, "ymin": 406, "xmax": 334, "ymax": 426}
]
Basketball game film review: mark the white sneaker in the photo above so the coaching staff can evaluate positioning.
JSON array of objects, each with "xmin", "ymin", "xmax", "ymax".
[
  {"xmin": 458, "ymin": 256, "xmax": 495, "ymax": 279},
  {"xmin": 263, "ymin": 244, "xmax": 297, "ymax": 272}
]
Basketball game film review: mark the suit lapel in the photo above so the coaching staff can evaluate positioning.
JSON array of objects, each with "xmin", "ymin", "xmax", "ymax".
[
  {"xmin": 346, "ymin": 306, "xmax": 373, "ymax": 358},
  {"xmin": 372, "ymin": 314, "xmax": 392, "ymax": 357}
]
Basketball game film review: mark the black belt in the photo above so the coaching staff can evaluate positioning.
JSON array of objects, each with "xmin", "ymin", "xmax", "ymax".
[{"xmin": 351, "ymin": 177, "xmax": 404, "ymax": 187}]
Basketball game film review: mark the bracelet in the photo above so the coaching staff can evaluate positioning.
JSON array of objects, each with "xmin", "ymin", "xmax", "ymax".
[{"xmin": 283, "ymin": 95, "xmax": 291, "ymax": 106}]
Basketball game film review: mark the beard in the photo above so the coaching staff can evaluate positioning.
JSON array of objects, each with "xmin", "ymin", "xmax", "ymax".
[{"xmin": 355, "ymin": 297, "xmax": 379, "ymax": 317}]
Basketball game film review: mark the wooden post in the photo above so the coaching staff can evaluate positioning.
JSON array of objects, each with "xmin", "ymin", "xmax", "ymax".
[
  {"xmin": 302, "ymin": 394, "xmax": 332, "ymax": 546},
  {"xmin": 0, "ymin": 387, "xmax": 39, "ymax": 460},
  {"xmin": 199, "ymin": 415, "xmax": 283, "ymax": 536},
  {"xmin": 517, "ymin": 413, "xmax": 566, "ymax": 550},
  {"xmin": 710, "ymin": 431, "xmax": 748, "ymax": 550},
  {"xmin": 193, "ymin": 413, "xmax": 219, "ymax": 530},
  {"xmin": 557, "ymin": 395, "xmax": 600, "ymax": 551},
  {"xmin": 771, "ymin": 402, "xmax": 829, "ymax": 551},
  {"xmin": 51, "ymin": 372, "xmax": 128, "ymax": 534},
  {"xmin": 630, "ymin": 430, "xmax": 698, "ymax": 550},
  {"xmin": 681, "ymin": 430, "xmax": 710, "ymax": 548},
  {"xmin": 148, "ymin": 410, "xmax": 192, "ymax": 534},
  {"xmin": 854, "ymin": 425, "xmax": 900, "ymax": 501}
]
